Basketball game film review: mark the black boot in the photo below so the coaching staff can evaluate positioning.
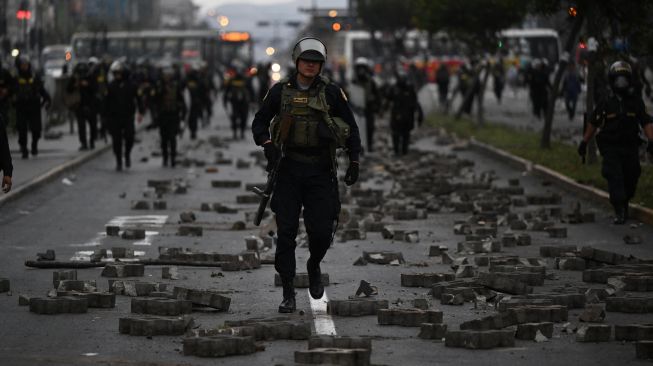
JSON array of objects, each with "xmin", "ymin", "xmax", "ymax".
[
  {"xmin": 613, "ymin": 205, "xmax": 626, "ymax": 225},
  {"xmin": 307, "ymin": 260, "xmax": 324, "ymax": 300},
  {"xmin": 278, "ymin": 281, "xmax": 296, "ymax": 313},
  {"xmin": 624, "ymin": 202, "xmax": 629, "ymax": 221},
  {"xmin": 125, "ymin": 155, "xmax": 131, "ymax": 168},
  {"xmin": 116, "ymin": 156, "xmax": 122, "ymax": 171},
  {"xmin": 21, "ymin": 146, "xmax": 28, "ymax": 159},
  {"xmin": 31, "ymin": 141, "xmax": 38, "ymax": 156}
]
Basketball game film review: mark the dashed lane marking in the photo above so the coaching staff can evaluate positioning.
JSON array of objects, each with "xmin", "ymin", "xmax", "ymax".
[{"xmin": 308, "ymin": 289, "xmax": 337, "ymax": 336}]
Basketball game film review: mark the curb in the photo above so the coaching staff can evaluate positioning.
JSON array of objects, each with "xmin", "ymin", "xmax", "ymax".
[
  {"xmin": 0, "ymin": 143, "xmax": 112, "ymax": 208},
  {"xmin": 468, "ymin": 138, "xmax": 653, "ymax": 226}
]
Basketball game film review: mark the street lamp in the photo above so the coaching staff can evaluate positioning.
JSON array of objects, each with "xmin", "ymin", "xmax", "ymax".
[
  {"xmin": 265, "ymin": 47, "xmax": 275, "ymax": 56},
  {"xmin": 218, "ymin": 15, "xmax": 229, "ymax": 27}
]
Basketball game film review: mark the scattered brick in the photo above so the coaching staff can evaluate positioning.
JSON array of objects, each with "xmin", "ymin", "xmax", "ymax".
[
  {"xmin": 377, "ymin": 308, "xmax": 443, "ymax": 327},
  {"xmin": 112, "ymin": 247, "xmax": 135, "ymax": 259},
  {"xmin": 401, "ymin": 273, "xmax": 455, "ymax": 288},
  {"xmin": 101, "ymin": 263, "xmax": 145, "ymax": 278},
  {"xmin": 419, "ymin": 323, "xmax": 447, "ymax": 340},
  {"xmin": 182, "ymin": 335, "xmax": 256, "ymax": 358},
  {"xmin": 308, "ymin": 335, "xmax": 372, "ymax": 350},
  {"xmin": 636, "ymin": 341, "xmax": 653, "ymax": 360},
  {"xmin": 221, "ymin": 251, "xmax": 261, "ymax": 271},
  {"xmin": 497, "ymin": 298, "xmax": 553, "ymax": 312},
  {"xmin": 153, "ymin": 200, "xmax": 167, "ymax": 210},
  {"xmin": 211, "ymin": 180, "xmax": 241, "ymax": 188},
  {"xmin": 230, "ymin": 221, "xmax": 247, "ymax": 231},
  {"xmin": 53, "ymin": 270, "xmax": 77, "ymax": 288},
  {"xmin": 515, "ymin": 322, "xmax": 554, "ymax": 340},
  {"xmin": 428, "ymin": 245, "xmax": 448, "ymax": 257},
  {"xmin": 413, "ymin": 298, "xmax": 429, "ymax": 310},
  {"xmin": 173, "ymin": 286, "xmax": 231, "ymax": 311},
  {"xmin": 362, "ymin": 251, "xmax": 405, "ymax": 265},
  {"xmin": 121, "ymin": 229, "xmax": 146, "ymax": 240},
  {"xmin": 106, "ymin": 225, "xmax": 120, "ymax": 236},
  {"xmin": 179, "ymin": 211, "xmax": 196, "ymax": 223},
  {"xmin": 327, "ymin": 299, "xmax": 389, "ymax": 316},
  {"xmin": 131, "ymin": 297, "xmax": 192, "ymax": 315},
  {"xmin": 460, "ymin": 305, "xmax": 568, "ymax": 330},
  {"xmin": 213, "ymin": 203, "xmax": 238, "ymax": 214},
  {"xmin": 109, "ymin": 280, "xmax": 168, "ymax": 297},
  {"xmin": 516, "ymin": 234, "xmax": 531, "ymax": 246},
  {"xmin": 477, "ymin": 272, "xmax": 533, "ymax": 295},
  {"xmin": 57, "ymin": 279, "xmax": 97, "ymax": 292},
  {"xmin": 37, "ymin": 249, "xmax": 56, "ymax": 261},
  {"xmin": 295, "ymin": 348, "xmax": 371, "ymax": 366},
  {"xmin": 119, "ymin": 315, "xmax": 193, "ymax": 336},
  {"xmin": 576, "ymin": 324, "xmax": 611, "ymax": 342},
  {"xmin": 556, "ymin": 257, "xmax": 586, "ymax": 271},
  {"xmin": 606, "ymin": 297, "xmax": 653, "ymax": 313},
  {"xmin": 131, "ymin": 200, "xmax": 150, "ymax": 210},
  {"xmin": 579, "ymin": 304, "xmax": 606, "ymax": 323},
  {"xmin": 445, "ymin": 329, "xmax": 515, "ymax": 349},
  {"xmin": 177, "ymin": 226, "xmax": 203, "ymax": 236},
  {"xmin": 614, "ymin": 324, "xmax": 653, "ymax": 341},
  {"xmin": 29, "ymin": 296, "xmax": 88, "ymax": 314},
  {"xmin": 18, "ymin": 294, "xmax": 31, "ymax": 306},
  {"xmin": 212, "ymin": 317, "xmax": 311, "ymax": 341},
  {"xmin": 546, "ymin": 227, "xmax": 567, "ymax": 238},
  {"xmin": 580, "ymin": 246, "xmax": 638, "ymax": 265},
  {"xmin": 162, "ymin": 266, "xmax": 179, "ymax": 280},
  {"xmin": 236, "ymin": 195, "xmax": 260, "ymax": 204}
]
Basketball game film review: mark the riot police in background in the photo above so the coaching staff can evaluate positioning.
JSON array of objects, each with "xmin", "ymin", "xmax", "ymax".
[
  {"xmin": 199, "ymin": 63, "xmax": 216, "ymax": 127},
  {"xmin": 223, "ymin": 64, "xmax": 254, "ymax": 140},
  {"xmin": 0, "ymin": 64, "xmax": 12, "ymax": 193},
  {"xmin": 0, "ymin": 62, "xmax": 14, "ymax": 123},
  {"xmin": 252, "ymin": 37, "xmax": 361, "ymax": 313},
  {"xmin": 152, "ymin": 65, "xmax": 186, "ymax": 167},
  {"xmin": 14, "ymin": 56, "xmax": 50, "ymax": 158},
  {"xmin": 89, "ymin": 56, "xmax": 108, "ymax": 142},
  {"xmin": 435, "ymin": 63, "xmax": 450, "ymax": 109},
  {"xmin": 527, "ymin": 58, "xmax": 551, "ymax": 120},
  {"xmin": 578, "ymin": 61, "xmax": 653, "ymax": 224},
  {"xmin": 186, "ymin": 66, "xmax": 206, "ymax": 140},
  {"xmin": 68, "ymin": 61, "xmax": 99, "ymax": 150},
  {"xmin": 492, "ymin": 58, "xmax": 505, "ymax": 104},
  {"xmin": 104, "ymin": 61, "xmax": 144, "ymax": 171},
  {"xmin": 385, "ymin": 71, "xmax": 423, "ymax": 156},
  {"xmin": 353, "ymin": 57, "xmax": 381, "ymax": 152}
]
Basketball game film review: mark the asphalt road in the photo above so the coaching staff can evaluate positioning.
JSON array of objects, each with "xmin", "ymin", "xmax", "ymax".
[{"xmin": 0, "ymin": 103, "xmax": 652, "ymax": 366}]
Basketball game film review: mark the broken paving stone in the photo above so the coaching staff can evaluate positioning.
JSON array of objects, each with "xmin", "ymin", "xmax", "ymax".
[
  {"xmin": 37, "ymin": 249, "xmax": 56, "ymax": 261},
  {"xmin": 18, "ymin": 294, "xmax": 31, "ymax": 306},
  {"xmin": 101, "ymin": 263, "xmax": 145, "ymax": 278},
  {"xmin": 444, "ymin": 329, "xmax": 515, "ymax": 349},
  {"xmin": 177, "ymin": 226, "xmax": 203, "ymax": 236},
  {"xmin": 455, "ymin": 265, "xmax": 477, "ymax": 279},
  {"xmin": 556, "ymin": 257, "xmax": 586, "ymax": 271},
  {"xmin": 245, "ymin": 236, "xmax": 263, "ymax": 251},
  {"xmin": 109, "ymin": 281, "xmax": 167, "ymax": 297},
  {"xmin": 340, "ymin": 229, "xmax": 365, "ymax": 242},
  {"xmin": 200, "ymin": 203, "xmax": 211, "ymax": 212},
  {"xmin": 153, "ymin": 200, "xmax": 167, "ymax": 210},
  {"xmin": 173, "ymin": 287, "xmax": 231, "ymax": 311},
  {"xmin": 274, "ymin": 273, "xmax": 329, "ymax": 288},
  {"xmin": 121, "ymin": 229, "xmax": 146, "ymax": 240},
  {"xmin": 162, "ymin": 267, "xmax": 179, "ymax": 280},
  {"xmin": 131, "ymin": 201, "xmax": 150, "ymax": 210},
  {"xmin": 236, "ymin": 195, "xmax": 260, "ymax": 204},
  {"xmin": 477, "ymin": 272, "xmax": 532, "ymax": 295},
  {"xmin": 540, "ymin": 245, "xmax": 578, "ymax": 258},
  {"xmin": 193, "ymin": 319, "xmax": 310, "ymax": 341},
  {"xmin": 362, "ymin": 251, "xmax": 405, "ymax": 265},
  {"xmin": 53, "ymin": 270, "xmax": 77, "ymax": 288},
  {"xmin": 106, "ymin": 225, "xmax": 120, "ymax": 236},
  {"xmin": 576, "ymin": 324, "xmax": 612, "ymax": 342},
  {"xmin": 0, "ymin": 278, "xmax": 11, "ymax": 293},
  {"xmin": 441, "ymin": 252, "xmax": 455, "ymax": 264},
  {"xmin": 295, "ymin": 348, "xmax": 371, "ymax": 366},
  {"xmin": 29, "ymin": 296, "xmax": 88, "ymax": 314},
  {"xmin": 637, "ymin": 341, "xmax": 653, "ymax": 360},
  {"xmin": 546, "ymin": 227, "xmax": 567, "ymax": 238},
  {"xmin": 460, "ymin": 305, "xmax": 568, "ymax": 331},
  {"xmin": 377, "ymin": 309, "xmax": 443, "ymax": 327},
  {"xmin": 220, "ymin": 251, "xmax": 261, "ymax": 271},
  {"xmin": 119, "ymin": 315, "xmax": 193, "ymax": 336},
  {"xmin": 534, "ymin": 330, "xmax": 549, "ymax": 342},
  {"xmin": 605, "ymin": 297, "xmax": 653, "ymax": 313},
  {"xmin": 419, "ymin": 323, "xmax": 447, "ymax": 340},
  {"xmin": 355, "ymin": 280, "xmax": 377, "ymax": 297},
  {"xmin": 308, "ymin": 335, "xmax": 372, "ymax": 350},
  {"xmin": 230, "ymin": 221, "xmax": 247, "ymax": 231},
  {"xmin": 327, "ymin": 299, "xmax": 389, "ymax": 316},
  {"xmin": 353, "ymin": 257, "xmax": 367, "ymax": 266},
  {"xmin": 182, "ymin": 335, "xmax": 257, "ymax": 358},
  {"xmin": 211, "ymin": 180, "xmax": 241, "ymax": 188},
  {"xmin": 516, "ymin": 234, "xmax": 531, "ymax": 246},
  {"xmin": 579, "ymin": 246, "xmax": 637, "ymax": 265},
  {"xmin": 441, "ymin": 293, "xmax": 465, "ymax": 306},
  {"xmin": 57, "ymin": 279, "xmax": 97, "ymax": 293},
  {"xmin": 515, "ymin": 322, "xmax": 554, "ymax": 340},
  {"xmin": 179, "ymin": 211, "xmax": 196, "ymax": 223},
  {"xmin": 453, "ymin": 223, "xmax": 472, "ymax": 235},
  {"xmin": 401, "ymin": 273, "xmax": 455, "ymax": 288},
  {"xmin": 579, "ymin": 304, "xmax": 606, "ymax": 323},
  {"xmin": 614, "ymin": 324, "xmax": 653, "ymax": 341},
  {"xmin": 501, "ymin": 234, "xmax": 517, "ymax": 248},
  {"xmin": 413, "ymin": 298, "xmax": 429, "ymax": 310},
  {"xmin": 428, "ymin": 245, "xmax": 448, "ymax": 257},
  {"xmin": 131, "ymin": 297, "xmax": 192, "ymax": 316}
]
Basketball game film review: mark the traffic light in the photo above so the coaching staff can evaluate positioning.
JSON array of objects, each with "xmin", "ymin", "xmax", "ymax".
[
  {"xmin": 332, "ymin": 22, "xmax": 341, "ymax": 32},
  {"xmin": 568, "ymin": 6, "xmax": 578, "ymax": 17}
]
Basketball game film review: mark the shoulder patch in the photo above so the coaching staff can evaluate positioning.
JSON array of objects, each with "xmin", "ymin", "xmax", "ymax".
[{"xmin": 340, "ymin": 88, "xmax": 348, "ymax": 102}]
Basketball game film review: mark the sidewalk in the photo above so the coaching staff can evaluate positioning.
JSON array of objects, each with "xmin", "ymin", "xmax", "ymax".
[{"xmin": 0, "ymin": 121, "xmax": 114, "ymax": 207}]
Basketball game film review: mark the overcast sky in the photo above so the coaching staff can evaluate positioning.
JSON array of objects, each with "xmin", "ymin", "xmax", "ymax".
[{"xmin": 194, "ymin": 0, "xmax": 348, "ymax": 11}]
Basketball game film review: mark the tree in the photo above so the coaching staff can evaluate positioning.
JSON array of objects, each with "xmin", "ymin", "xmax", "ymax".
[{"xmin": 357, "ymin": 0, "xmax": 418, "ymax": 55}]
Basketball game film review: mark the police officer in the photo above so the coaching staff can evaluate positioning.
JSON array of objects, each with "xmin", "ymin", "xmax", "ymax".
[
  {"xmin": 105, "ymin": 61, "xmax": 143, "ymax": 171},
  {"xmin": 14, "ymin": 56, "xmax": 50, "ymax": 158},
  {"xmin": 0, "ymin": 117, "xmax": 11, "ymax": 193},
  {"xmin": 186, "ymin": 65, "xmax": 206, "ymax": 140},
  {"xmin": 224, "ymin": 64, "xmax": 254, "ymax": 140},
  {"xmin": 385, "ymin": 71, "xmax": 423, "ymax": 156},
  {"xmin": 578, "ymin": 61, "xmax": 653, "ymax": 224},
  {"xmin": 68, "ymin": 61, "xmax": 99, "ymax": 150},
  {"xmin": 353, "ymin": 57, "xmax": 381, "ymax": 152},
  {"xmin": 199, "ymin": 62, "xmax": 216, "ymax": 127},
  {"xmin": 152, "ymin": 65, "xmax": 186, "ymax": 167},
  {"xmin": 252, "ymin": 37, "xmax": 361, "ymax": 313},
  {"xmin": 0, "ymin": 62, "xmax": 14, "ymax": 123}
]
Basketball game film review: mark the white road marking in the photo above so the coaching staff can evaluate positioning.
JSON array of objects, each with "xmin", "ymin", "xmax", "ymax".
[
  {"xmin": 308, "ymin": 290, "xmax": 337, "ymax": 336},
  {"xmin": 107, "ymin": 215, "xmax": 168, "ymax": 227}
]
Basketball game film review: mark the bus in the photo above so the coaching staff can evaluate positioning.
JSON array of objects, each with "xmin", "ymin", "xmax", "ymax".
[
  {"xmin": 498, "ymin": 28, "xmax": 561, "ymax": 68},
  {"xmin": 70, "ymin": 30, "xmax": 253, "ymax": 73}
]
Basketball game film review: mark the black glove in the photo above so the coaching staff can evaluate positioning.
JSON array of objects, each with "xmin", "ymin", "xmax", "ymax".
[
  {"xmin": 344, "ymin": 162, "xmax": 359, "ymax": 186},
  {"xmin": 577, "ymin": 140, "xmax": 587, "ymax": 159},
  {"xmin": 263, "ymin": 141, "xmax": 280, "ymax": 172}
]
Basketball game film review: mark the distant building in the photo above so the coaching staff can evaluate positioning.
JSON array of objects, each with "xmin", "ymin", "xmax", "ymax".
[{"xmin": 160, "ymin": 0, "xmax": 198, "ymax": 29}]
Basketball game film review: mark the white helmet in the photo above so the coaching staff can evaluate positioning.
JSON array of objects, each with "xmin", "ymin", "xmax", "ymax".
[
  {"xmin": 109, "ymin": 60, "xmax": 124, "ymax": 73},
  {"xmin": 355, "ymin": 57, "xmax": 370, "ymax": 68},
  {"xmin": 88, "ymin": 56, "xmax": 100, "ymax": 65},
  {"xmin": 291, "ymin": 37, "xmax": 327, "ymax": 64}
]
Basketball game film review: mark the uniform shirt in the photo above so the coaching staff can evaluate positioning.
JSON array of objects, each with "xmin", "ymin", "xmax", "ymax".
[
  {"xmin": 105, "ymin": 78, "xmax": 144, "ymax": 121},
  {"xmin": 251, "ymin": 74, "xmax": 361, "ymax": 162},
  {"xmin": 590, "ymin": 91, "xmax": 652, "ymax": 147}
]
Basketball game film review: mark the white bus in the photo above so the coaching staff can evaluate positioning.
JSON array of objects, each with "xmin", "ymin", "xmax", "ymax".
[{"xmin": 498, "ymin": 28, "xmax": 561, "ymax": 68}]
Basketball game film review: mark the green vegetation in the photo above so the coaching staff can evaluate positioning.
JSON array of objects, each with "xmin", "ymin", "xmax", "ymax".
[{"xmin": 427, "ymin": 113, "xmax": 653, "ymax": 208}]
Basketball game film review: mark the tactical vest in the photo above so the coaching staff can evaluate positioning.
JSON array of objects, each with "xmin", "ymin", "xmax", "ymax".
[
  {"xmin": 270, "ymin": 77, "xmax": 351, "ymax": 165},
  {"xmin": 595, "ymin": 93, "xmax": 645, "ymax": 148},
  {"xmin": 16, "ymin": 76, "xmax": 36, "ymax": 102},
  {"xmin": 228, "ymin": 78, "xmax": 248, "ymax": 103},
  {"xmin": 161, "ymin": 82, "xmax": 179, "ymax": 113}
]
